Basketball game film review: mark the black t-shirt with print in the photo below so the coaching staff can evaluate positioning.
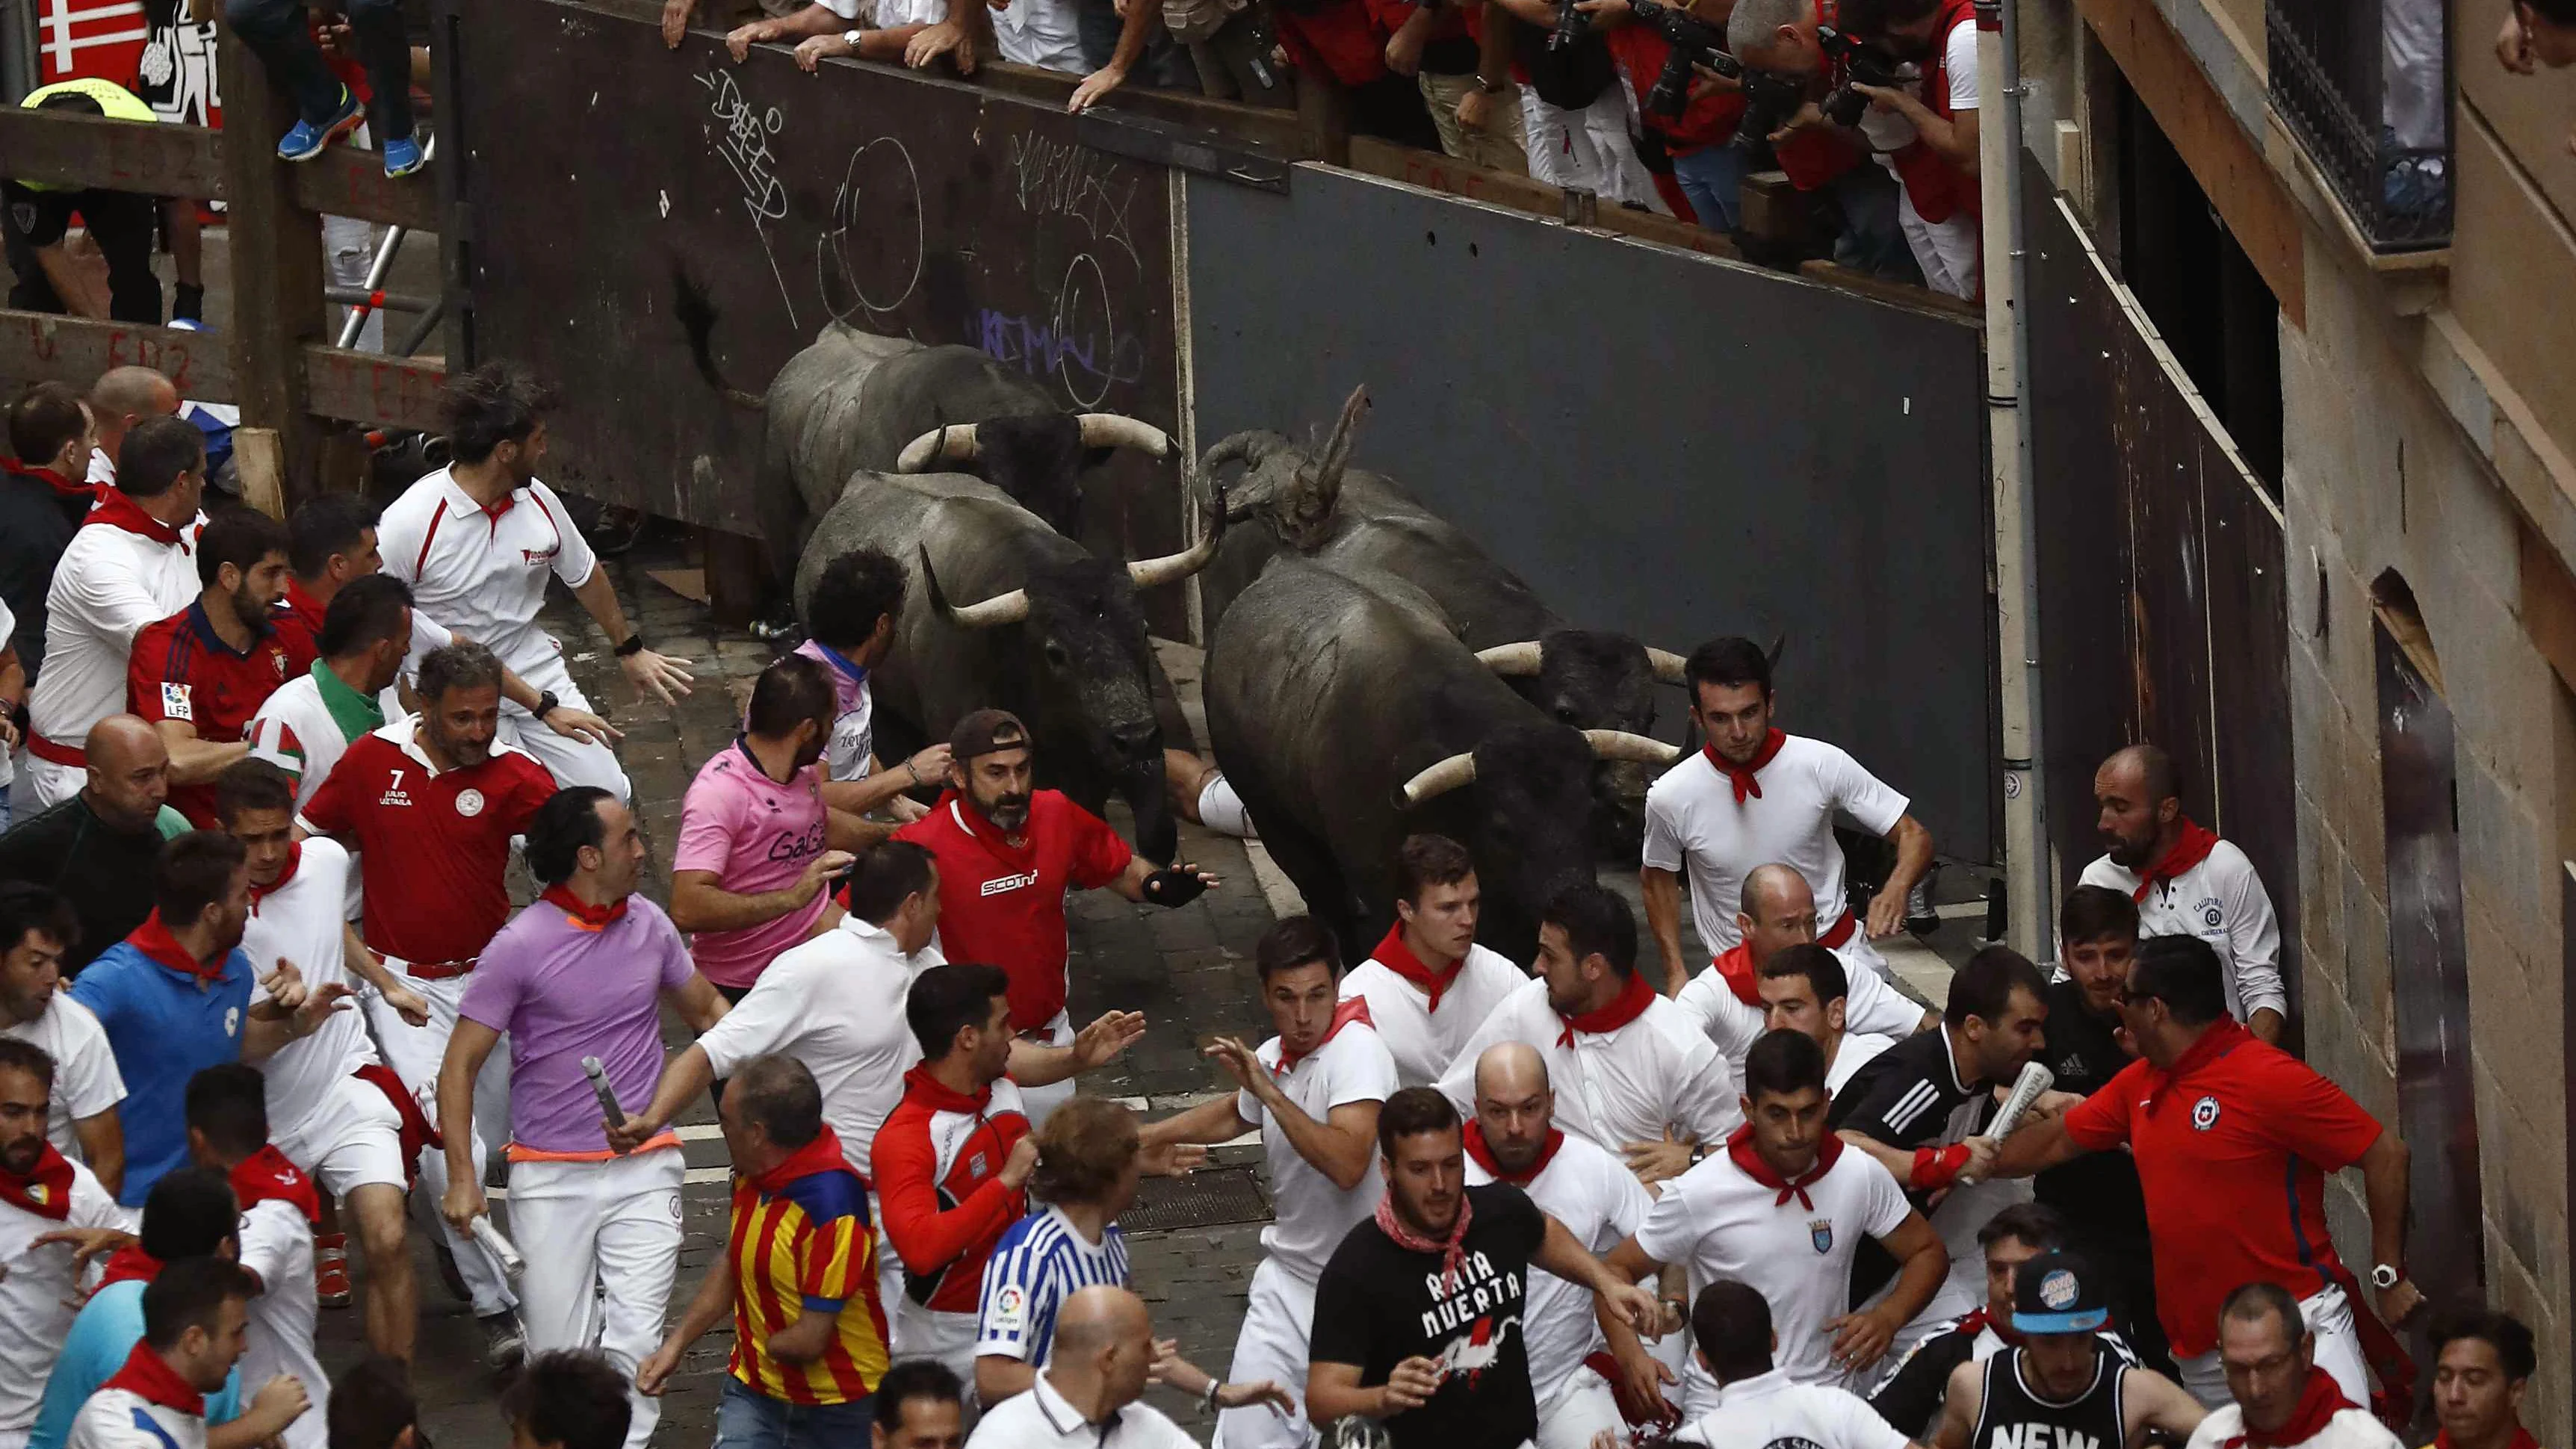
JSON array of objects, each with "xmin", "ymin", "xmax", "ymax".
[{"xmin": 1308, "ymin": 1182, "xmax": 1546, "ymax": 1448}]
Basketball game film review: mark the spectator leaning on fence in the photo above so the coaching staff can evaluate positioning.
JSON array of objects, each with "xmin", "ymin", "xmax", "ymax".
[
  {"xmin": 1, "ymin": 80, "xmax": 167, "ymax": 326},
  {"xmin": 1833, "ymin": 0, "xmax": 1981, "ymax": 299}
]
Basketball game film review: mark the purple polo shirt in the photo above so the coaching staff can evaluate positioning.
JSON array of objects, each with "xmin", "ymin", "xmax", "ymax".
[{"xmin": 460, "ymin": 893, "xmax": 695, "ymax": 1153}]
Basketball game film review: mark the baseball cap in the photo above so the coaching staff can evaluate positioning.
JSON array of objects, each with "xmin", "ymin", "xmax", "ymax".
[
  {"xmin": 2010, "ymin": 1250, "xmax": 2110, "ymax": 1335},
  {"xmin": 949, "ymin": 708, "xmax": 1031, "ymax": 762}
]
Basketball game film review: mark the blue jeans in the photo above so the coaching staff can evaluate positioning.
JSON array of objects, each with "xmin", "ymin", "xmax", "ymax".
[
  {"xmin": 717, "ymin": 1377, "xmax": 876, "ymax": 1449},
  {"xmin": 1671, "ymin": 143, "xmax": 1748, "ymax": 231},
  {"xmin": 223, "ymin": 0, "xmax": 415, "ymax": 144}
]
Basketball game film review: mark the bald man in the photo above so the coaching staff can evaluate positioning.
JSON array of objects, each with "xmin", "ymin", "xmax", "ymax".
[
  {"xmin": 2078, "ymin": 745, "xmax": 2285, "ymax": 1041},
  {"xmin": 1675, "ymin": 864, "xmax": 1931, "ymax": 1067},
  {"xmin": 965, "ymin": 1286, "xmax": 1196, "ymax": 1448},
  {"xmin": 0, "ymin": 715, "xmax": 187, "ymax": 975},
  {"xmin": 85, "ymin": 367, "xmax": 179, "ymax": 488},
  {"xmin": 1461, "ymin": 1043, "xmax": 1665, "ymax": 1448}
]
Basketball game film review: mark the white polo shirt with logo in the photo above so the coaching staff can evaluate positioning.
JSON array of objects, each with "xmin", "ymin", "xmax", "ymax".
[
  {"xmin": 22, "ymin": 512, "xmax": 205, "ymax": 807},
  {"xmin": 377, "ymin": 468, "xmax": 599, "ymax": 695},
  {"xmin": 2078, "ymin": 841, "xmax": 2286, "ymax": 1025}
]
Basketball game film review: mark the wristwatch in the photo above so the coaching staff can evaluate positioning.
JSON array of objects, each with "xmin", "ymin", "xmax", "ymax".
[
  {"xmin": 2370, "ymin": 1263, "xmax": 2403, "ymax": 1290},
  {"xmin": 1687, "ymin": 1142, "xmax": 1709, "ymax": 1166},
  {"xmin": 613, "ymin": 633, "xmax": 646, "ymax": 657},
  {"xmin": 1477, "ymin": 73, "xmax": 1509, "ymax": 93},
  {"xmin": 842, "ymin": 26, "xmax": 862, "ymax": 46},
  {"xmin": 533, "ymin": 689, "xmax": 560, "ymax": 719}
]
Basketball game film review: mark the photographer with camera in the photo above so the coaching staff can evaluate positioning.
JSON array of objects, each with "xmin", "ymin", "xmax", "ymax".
[
  {"xmin": 1724, "ymin": 0, "xmax": 1917, "ymax": 280},
  {"xmin": 1580, "ymin": 0, "xmax": 1748, "ymax": 226},
  {"xmin": 1835, "ymin": 0, "xmax": 1980, "ymax": 297},
  {"xmin": 1455, "ymin": 0, "xmax": 1659, "ymax": 207}
]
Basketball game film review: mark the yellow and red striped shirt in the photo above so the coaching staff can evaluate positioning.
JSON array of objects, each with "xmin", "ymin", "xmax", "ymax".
[{"xmin": 726, "ymin": 1126, "xmax": 889, "ymax": 1404}]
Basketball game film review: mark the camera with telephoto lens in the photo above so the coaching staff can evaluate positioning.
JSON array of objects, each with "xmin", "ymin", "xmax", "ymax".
[
  {"xmin": 1815, "ymin": 23, "xmax": 1908, "ymax": 126},
  {"xmin": 1617, "ymin": 0, "xmax": 1738, "ymax": 117}
]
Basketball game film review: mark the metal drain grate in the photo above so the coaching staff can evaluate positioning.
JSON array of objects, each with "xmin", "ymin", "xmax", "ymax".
[{"xmin": 1122, "ymin": 1167, "xmax": 1272, "ymax": 1232}]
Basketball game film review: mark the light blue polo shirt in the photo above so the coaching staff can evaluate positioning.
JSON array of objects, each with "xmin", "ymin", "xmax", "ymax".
[
  {"xmin": 28, "ymin": 1280, "xmax": 242, "ymax": 1449},
  {"xmin": 67, "ymin": 939, "xmax": 254, "ymax": 1207}
]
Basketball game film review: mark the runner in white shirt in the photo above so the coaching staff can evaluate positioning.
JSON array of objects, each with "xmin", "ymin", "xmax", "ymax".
[
  {"xmin": 1670, "ymin": 1279, "xmax": 1920, "ymax": 1449},
  {"xmin": 2079, "ymin": 744, "xmax": 2286, "ymax": 1041},
  {"xmin": 0, "ymin": 1037, "xmax": 132, "ymax": 1449},
  {"xmin": 1753, "ymin": 943, "xmax": 1898, "ymax": 1097},
  {"xmin": 20, "ymin": 418, "xmax": 208, "ymax": 814},
  {"xmin": 0, "ymin": 886, "xmax": 126, "ymax": 1183},
  {"xmin": 80, "ymin": 367, "xmax": 179, "ymax": 492},
  {"xmin": 1643, "ymin": 639, "xmax": 1934, "ymax": 993},
  {"xmin": 1143, "ymin": 916, "xmax": 1399, "ymax": 1449},
  {"xmin": 1605, "ymin": 1029, "xmax": 1948, "ymax": 1414},
  {"xmin": 1437, "ymin": 882, "xmax": 1739, "ymax": 1188},
  {"xmin": 182, "ymin": 1064, "xmax": 327, "ymax": 1449},
  {"xmin": 1458, "ymin": 1042, "xmax": 1659, "ymax": 1449},
  {"xmin": 218, "ymin": 760, "xmax": 428, "ymax": 1363},
  {"xmin": 245, "ymin": 576, "xmax": 417, "ymax": 816},
  {"xmin": 377, "ymin": 364, "xmax": 693, "ymax": 800},
  {"xmin": 796, "ymin": 547, "xmax": 947, "ymax": 824},
  {"xmin": 1676, "ymin": 865, "xmax": 1933, "ymax": 1066},
  {"xmin": 1337, "ymin": 834, "xmax": 1525, "ymax": 1087}
]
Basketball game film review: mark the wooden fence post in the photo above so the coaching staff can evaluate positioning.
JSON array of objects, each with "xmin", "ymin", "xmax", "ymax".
[
  {"xmin": 216, "ymin": 29, "xmax": 328, "ymax": 512},
  {"xmin": 1295, "ymin": 70, "xmax": 1349, "ymax": 167}
]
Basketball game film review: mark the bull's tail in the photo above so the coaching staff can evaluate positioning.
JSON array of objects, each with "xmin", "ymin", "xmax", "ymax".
[{"xmin": 672, "ymin": 266, "xmax": 767, "ymax": 412}]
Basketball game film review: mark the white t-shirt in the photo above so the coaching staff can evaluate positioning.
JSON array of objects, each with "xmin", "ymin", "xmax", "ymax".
[
  {"xmin": 695, "ymin": 914, "xmax": 938, "ymax": 1170},
  {"xmin": 1674, "ymin": 955, "xmax": 1926, "ymax": 1067},
  {"xmin": 1671, "ymin": 1368, "xmax": 1912, "ymax": 1449},
  {"xmin": 1236, "ymin": 1020, "xmax": 1397, "ymax": 1282},
  {"xmin": 2078, "ymin": 841, "xmax": 2286, "ymax": 1023},
  {"xmin": 0, "ymin": 996, "xmax": 126, "ymax": 1162},
  {"xmin": 1827, "ymin": 1031, "xmax": 1896, "ymax": 1096},
  {"xmin": 1338, "ymin": 943, "xmax": 1526, "ymax": 1089},
  {"xmin": 26, "ymin": 515, "xmax": 205, "ymax": 751},
  {"xmin": 1641, "ymin": 736, "xmax": 1910, "ymax": 955},
  {"xmin": 66, "ymin": 1391, "xmax": 202, "ymax": 1449},
  {"xmin": 1463, "ymin": 1129, "xmax": 1651, "ymax": 1397},
  {"xmin": 964, "ymin": 1371, "xmax": 1200, "ymax": 1449},
  {"xmin": 377, "ymin": 469, "xmax": 599, "ymax": 691},
  {"xmin": 1634, "ymin": 1142, "xmax": 1912, "ymax": 1391},
  {"xmin": 0, "ymin": 1155, "xmax": 123, "ymax": 1436},
  {"xmin": 1437, "ymin": 977, "xmax": 1741, "ymax": 1154},
  {"xmin": 989, "ymin": 0, "xmax": 1083, "ymax": 71},
  {"xmin": 236, "ymin": 1195, "xmax": 326, "ymax": 1449},
  {"xmin": 242, "ymin": 840, "xmax": 377, "ymax": 1139},
  {"xmin": 2185, "ymin": 1404, "xmax": 2403, "ymax": 1449}
]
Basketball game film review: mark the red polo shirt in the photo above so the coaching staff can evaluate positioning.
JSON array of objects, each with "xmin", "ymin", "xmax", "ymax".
[
  {"xmin": 2060, "ymin": 1019, "xmax": 2382, "ymax": 1356},
  {"xmin": 268, "ymin": 577, "xmax": 329, "ymax": 676},
  {"xmin": 126, "ymin": 603, "xmax": 300, "ymax": 827},
  {"xmin": 892, "ymin": 791, "xmax": 1130, "ymax": 1032}
]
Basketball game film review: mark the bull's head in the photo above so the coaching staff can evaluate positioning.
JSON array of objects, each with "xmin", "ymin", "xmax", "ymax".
[
  {"xmin": 1476, "ymin": 631, "xmax": 1690, "ymax": 855},
  {"xmin": 1395, "ymin": 724, "xmax": 1681, "ymax": 961},
  {"xmin": 897, "ymin": 413, "xmax": 1170, "ymax": 539},
  {"xmin": 1201, "ymin": 385, "xmax": 1369, "ymax": 553}
]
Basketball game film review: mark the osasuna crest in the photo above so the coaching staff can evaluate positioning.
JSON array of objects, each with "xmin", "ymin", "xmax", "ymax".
[
  {"xmin": 1808, "ymin": 1218, "xmax": 1833, "ymax": 1254},
  {"xmin": 2190, "ymin": 1095, "xmax": 2222, "ymax": 1132}
]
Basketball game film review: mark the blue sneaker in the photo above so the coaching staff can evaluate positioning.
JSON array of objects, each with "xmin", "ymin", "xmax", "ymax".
[
  {"xmin": 276, "ymin": 87, "xmax": 363, "ymax": 162},
  {"xmin": 382, "ymin": 134, "xmax": 426, "ymax": 179}
]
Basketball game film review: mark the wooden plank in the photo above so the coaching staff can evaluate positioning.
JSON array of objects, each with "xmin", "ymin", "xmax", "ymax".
[
  {"xmin": 291, "ymin": 149, "xmax": 442, "ymax": 232},
  {"xmin": 971, "ymin": 60, "xmax": 1304, "ymax": 155},
  {"xmin": 0, "ymin": 110, "xmax": 224, "ymax": 199},
  {"xmin": 1796, "ymin": 260, "xmax": 1984, "ymax": 319},
  {"xmin": 233, "ymin": 428, "xmax": 287, "ymax": 519},
  {"xmin": 1343, "ymin": 136, "xmax": 1739, "ymax": 259},
  {"xmin": 301, "ymin": 344, "xmax": 447, "ymax": 432},
  {"xmin": 0, "ymin": 308, "xmax": 236, "ymax": 399},
  {"xmin": 1295, "ymin": 67, "xmax": 1349, "ymax": 164},
  {"xmin": 220, "ymin": 29, "xmax": 332, "ymax": 510},
  {"xmin": 2078, "ymin": 0, "xmax": 2305, "ymax": 327}
]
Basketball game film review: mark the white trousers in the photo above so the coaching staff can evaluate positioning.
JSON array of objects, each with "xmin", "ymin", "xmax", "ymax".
[
  {"xmin": 1535, "ymin": 1364, "xmax": 1625, "ymax": 1449},
  {"xmin": 890, "ymin": 1297, "xmax": 979, "ymax": 1403},
  {"xmin": 1017, "ymin": 1011, "xmax": 1077, "ymax": 1130},
  {"xmin": 1216, "ymin": 1256, "xmax": 1319, "ymax": 1449},
  {"xmin": 365, "ymin": 969, "xmax": 518, "ymax": 1317},
  {"xmin": 1895, "ymin": 181, "xmax": 1980, "ymax": 299},
  {"xmin": 1519, "ymin": 85, "xmax": 1662, "ymax": 211},
  {"xmin": 15, "ymin": 754, "xmax": 80, "ymax": 815},
  {"xmin": 497, "ymin": 666, "xmax": 630, "ymax": 802},
  {"xmin": 510, "ymin": 1150, "xmax": 684, "ymax": 1449},
  {"xmin": 272, "ymin": 1072, "xmax": 408, "ymax": 1198},
  {"xmin": 1196, "ymin": 774, "xmax": 1258, "ymax": 840},
  {"xmin": 2176, "ymin": 1283, "xmax": 2369, "ymax": 1409}
]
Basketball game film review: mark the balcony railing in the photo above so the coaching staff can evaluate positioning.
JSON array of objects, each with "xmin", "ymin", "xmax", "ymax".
[{"xmin": 2268, "ymin": 0, "xmax": 2453, "ymax": 251}]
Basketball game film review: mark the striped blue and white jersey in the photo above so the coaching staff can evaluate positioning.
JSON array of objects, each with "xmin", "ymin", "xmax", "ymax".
[{"xmin": 974, "ymin": 1204, "xmax": 1131, "ymax": 1366}]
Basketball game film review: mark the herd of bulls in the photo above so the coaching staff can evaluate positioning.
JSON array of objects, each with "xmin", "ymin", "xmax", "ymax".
[{"xmin": 689, "ymin": 318, "xmax": 1694, "ymax": 963}]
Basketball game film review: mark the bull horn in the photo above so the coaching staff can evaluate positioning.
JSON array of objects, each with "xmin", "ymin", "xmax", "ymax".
[
  {"xmin": 1127, "ymin": 477, "xmax": 1228, "ymax": 591},
  {"xmin": 1646, "ymin": 648, "xmax": 1689, "ymax": 685},
  {"xmin": 897, "ymin": 423, "xmax": 980, "ymax": 473},
  {"xmin": 1301, "ymin": 385, "xmax": 1368, "ymax": 507},
  {"xmin": 1475, "ymin": 642, "xmax": 1545, "ymax": 677},
  {"xmin": 1398, "ymin": 751, "xmax": 1479, "ymax": 807},
  {"xmin": 917, "ymin": 543, "xmax": 1029, "ymax": 629},
  {"xmin": 1583, "ymin": 730, "xmax": 1684, "ymax": 766},
  {"xmin": 1076, "ymin": 414, "xmax": 1171, "ymax": 457}
]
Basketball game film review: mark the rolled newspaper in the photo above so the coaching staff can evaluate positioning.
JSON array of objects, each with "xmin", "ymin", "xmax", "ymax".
[
  {"xmin": 1957, "ymin": 1061, "xmax": 2057, "ymax": 1186},
  {"xmin": 582, "ymin": 1055, "xmax": 627, "ymax": 1129},
  {"xmin": 469, "ymin": 1214, "xmax": 526, "ymax": 1278}
]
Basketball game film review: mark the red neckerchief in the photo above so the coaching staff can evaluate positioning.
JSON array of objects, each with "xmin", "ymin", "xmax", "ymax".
[
  {"xmin": 2435, "ymin": 1431, "xmax": 2539, "ymax": 1449},
  {"xmin": 124, "ymin": 910, "xmax": 227, "ymax": 985},
  {"xmin": 2142, "ymin": 1016, "xmax": 2253, "ymax": 1115},
  {"xmin": 85, "ymin": 488, "xmax": 188, "ymax": 548},
  {"xmin": 0, "ymin": 1141, "xmax": 78, "ymax": 1220},
  {"xmin": 748, "ymin": 1123, "xmax": 859, "ymax": 1195},
  {"xmin": 353, "ymin": 1064, "xmax": 442, "ymax": 1186},
  {"xmin": 1724, "ymin": 1122, "xmax": 1845, "ymax": 1209},
  {"xmin": 2131, "ymin": 818, "xmax": 2221, "ymax": 902},
  {"xmin": 101, "ymin": 1338, "xmax": 206, "ymax": 1417},
  {"xmin": 282, "ymin": 577, "xmax": 327, "ymax": 636},
  {"xmin": 539, "ymin": 884, "xmax": 629, "ymax": 932},
  {"xmin": 1, "ymin": 455, "xmax": 96, "ymax": 507},
  {"xmin": 249, "ymin": 843, "xmax": 302, "ymax": 913},
  {"xmin": 1373, "ymin": 1183, "xmax": 1475, "ymax": 1294},
  {"xmin": 1275, "ymin": 996, "xmax": 1373, "ymax": 1077},
  {"xmin": 1556, "ymin": 969, "xmax": 1657, "ymax": 1046},
  {"xmin": 1372, "ymin": 922, "xmax": 1464, "ymax": 1013},
  {"xmin": 228, "ymin": 1144, "xmax": 321, "ymax": 1226},
  {"xmin": 2225, "ymin": 1366, "xmax": 2359, "ymax": 1448},
  {"xmin": 1462, "ymin": 1119, "xmax": 1564, "ymax": 1185},
  {"xmin": 900, "ymin": 1063, "xmax": 993, "ymax": 1115},
  {"xmin": 96, "ymin": 1244, "xmax": 163, "ymax": 1289},
  {"xmin": 1955, "ymin": 1305, "xmax": 2019, "ymax": 1345},
  {"xmin": 1704, "ymin": 727, "xmax": 1787, "ymax": 804},
  {"xmin": 1710, "ymin": 943, "xmax": 1762, "ymax": 1006}
]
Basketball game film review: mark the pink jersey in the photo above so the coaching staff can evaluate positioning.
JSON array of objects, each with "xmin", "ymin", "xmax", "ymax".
[{"xmin": 672, "ymin": 739, "xmax": 833, "ymax": 988}]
